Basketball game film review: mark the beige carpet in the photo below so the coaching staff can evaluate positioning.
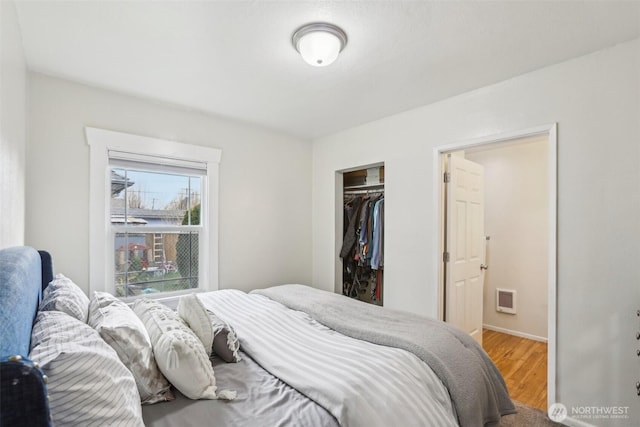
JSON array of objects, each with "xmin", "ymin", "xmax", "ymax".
[{"xmin": 500, "ymin": 401, "xmax": 563, "ymax": 427}]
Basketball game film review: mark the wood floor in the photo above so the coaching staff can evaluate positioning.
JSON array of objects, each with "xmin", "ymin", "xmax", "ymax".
[{"xmin": 482, "ymin": 329, "xmax": 547, "ymax": 411}]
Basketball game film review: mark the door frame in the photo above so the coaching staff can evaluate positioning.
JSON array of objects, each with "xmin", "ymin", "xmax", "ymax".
[{"xmin": 432, "ymin": 123, "xmax": 557, "ymax": 408}]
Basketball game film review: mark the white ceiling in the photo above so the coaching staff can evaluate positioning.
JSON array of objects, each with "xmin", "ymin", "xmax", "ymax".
[{"xmin": 14, "ymin": 1, "xmax": 640, "ymax": 139}]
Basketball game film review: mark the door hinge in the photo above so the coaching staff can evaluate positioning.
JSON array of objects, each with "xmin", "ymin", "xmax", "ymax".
[
  {"xmin": 444, "ymin": 172, "xmax": 451, "ymax": 183},
  {"xmin": 443, "ymin": 252, "xmax": 450, "ymax": 263}
]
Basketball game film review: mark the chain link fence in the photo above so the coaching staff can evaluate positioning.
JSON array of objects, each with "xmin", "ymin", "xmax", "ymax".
[{"xmin": 114, "ymin": 232, "xmax": 199, "ymax": 297}]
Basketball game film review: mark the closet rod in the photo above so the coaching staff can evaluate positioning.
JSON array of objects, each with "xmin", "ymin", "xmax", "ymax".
[{"xmin": 344, "ymin": 189, "xmax": 384, "ymax": 195}]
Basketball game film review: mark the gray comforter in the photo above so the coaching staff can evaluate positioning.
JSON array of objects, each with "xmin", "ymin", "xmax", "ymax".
[
  {"xmin": 200, "ymin": 290, "xmax": 458, "ymax": 427},
  {"xmin": 253, "ymin": 284, "xmax": 516, "ymax": 427}
]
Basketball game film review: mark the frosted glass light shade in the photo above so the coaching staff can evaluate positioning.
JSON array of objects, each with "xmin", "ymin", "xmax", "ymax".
[
  {"xmin": 298, "ymin": 31, "xmax": 341, "ymax": 67},
  {"xmin": 292, "ymin": 23, "xmax": 347, "ymax": 67}
]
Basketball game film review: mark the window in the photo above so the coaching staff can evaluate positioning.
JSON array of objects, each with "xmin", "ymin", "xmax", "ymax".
[
  {"xmin": 87, "ymin": 128, "xmax": 221, "ymax": 298},
  {"xmin": 110, "ymin": 165, "xmax": 202, "ymax": 296}
]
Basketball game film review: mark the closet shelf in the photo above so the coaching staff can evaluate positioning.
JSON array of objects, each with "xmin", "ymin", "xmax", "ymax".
[{"xmin": 343, "ymin": 183, "xmax": 384, "ymax": 190}]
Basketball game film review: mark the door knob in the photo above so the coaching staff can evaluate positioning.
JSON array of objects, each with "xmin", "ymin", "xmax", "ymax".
[{"xmin": 480, "ymin": 264, "xmax": 488, "ymax": 271}]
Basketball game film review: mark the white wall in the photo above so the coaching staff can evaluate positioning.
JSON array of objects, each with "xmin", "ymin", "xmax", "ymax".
[
  {"xmin": 465, "ymin": 136, "xmax": 548, "ymax": 340},
  {"xmin": 26, "ymin": 73, "xmax": 312, "ymax": 294},
  {"xmin": 312, "ymin": 39, "xmax": 639, "ymax": 424},
  {"xmin": 0, "ymin": 0, "xmax": 27, "ymax": 248}
]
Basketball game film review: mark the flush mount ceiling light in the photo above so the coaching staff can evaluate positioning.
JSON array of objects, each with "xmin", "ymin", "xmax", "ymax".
[{"xmin": 292, "ymin": 22, "xmax": 347, "ymax": 67}]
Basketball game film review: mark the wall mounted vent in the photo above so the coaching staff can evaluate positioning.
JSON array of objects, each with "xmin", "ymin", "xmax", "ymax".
[{"xmin": 496, "ymin": 288, "xmax": 517, "ymax": 314}]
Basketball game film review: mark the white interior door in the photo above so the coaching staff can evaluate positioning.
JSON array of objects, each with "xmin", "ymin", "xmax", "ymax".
[{"xmin": 445, "ymin": 155, "xmax": 485, "ymax": 345}]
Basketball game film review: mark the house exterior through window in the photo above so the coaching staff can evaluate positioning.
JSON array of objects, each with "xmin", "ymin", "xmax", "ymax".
[
  {"xmin": 110, "ymin": 164, "xmax": 202, "ymax": 296},
  {"xmin": 87, "ymin": 128, "xmax": 221, "ymax": 298}
]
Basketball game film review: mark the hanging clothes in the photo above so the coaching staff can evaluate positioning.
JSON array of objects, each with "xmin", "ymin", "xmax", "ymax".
[
  {"xmin": 366, "ymin": 199, "xmax": 375, "ymax": 265},
  {"xmin": 357, "ymin": 198, "xmax": 371, "ymax": 264},
  {"xmin": 371, "ymin": 198, "xmax": 384, "ymax": 270},
  {"xmin": 358, "ymin": 194, "xmax": 383, "ymax": 267},
  {"xmin": 342, "ymin": 190, "xmax": 384, "ymax": 304},
  {"xmin": 340, "ymin": 196, "xmax": 363, "ymax": 259}
]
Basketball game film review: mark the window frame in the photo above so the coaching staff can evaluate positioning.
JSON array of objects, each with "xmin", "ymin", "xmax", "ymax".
[{"xmin": 87, "ymin": 127, "xmax": 221, "ymax": 298}]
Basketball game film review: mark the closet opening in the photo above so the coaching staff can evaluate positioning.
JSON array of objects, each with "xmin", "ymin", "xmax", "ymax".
[{"xmin": 336, "ymin": 163, "xmax": 385, "ymax": 306}]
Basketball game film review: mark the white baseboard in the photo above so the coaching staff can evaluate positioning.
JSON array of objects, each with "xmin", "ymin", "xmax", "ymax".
[{"xmin": 483, "ymin": 323, "xmax": 548, "ymax": 343}]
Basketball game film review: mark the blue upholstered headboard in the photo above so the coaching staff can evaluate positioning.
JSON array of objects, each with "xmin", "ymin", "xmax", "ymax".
[{"xmin": 0, "ymin": 246, "xmax": 54, "ymax": 426}]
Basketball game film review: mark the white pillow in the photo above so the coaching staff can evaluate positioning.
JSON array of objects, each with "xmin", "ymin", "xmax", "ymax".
[
  {"xmin": 29, "ymin": 310, "xmax": 144, "ymax": 427},
  {"xmin": 88, "ymin": 291, "xmax": 173, "ymax": 404},
  {"xmin": 39, "ymin": 274, "xmax": 90, "ymax": 323},
  {"xmin": 177, "ymin": 293, "xmax": 241, "ymax": 363},
  {"xmin": 177, "ymin": 293, "xmax": 214, "ymax": 356},
  {"xmin": 133, "ymin": 298, "xmax": 219, "ymax": 400}
]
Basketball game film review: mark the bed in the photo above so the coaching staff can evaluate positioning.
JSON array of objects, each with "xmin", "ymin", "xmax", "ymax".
[{"xmin": 0, "ymin": 246, "xmax": 515, "ymax": 427}]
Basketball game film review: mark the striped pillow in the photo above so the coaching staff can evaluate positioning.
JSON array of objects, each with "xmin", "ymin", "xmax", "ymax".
[
  {"xmin": 88, "ymin": 292, "xmax": 173, "ymax": 404},
  {"xmin": 39, "ymin": 274, "xmax": 90, "ymax": 323},
  {"xmin": 29, "ymin": 311, "xmax": 144, "ymax": 427}
]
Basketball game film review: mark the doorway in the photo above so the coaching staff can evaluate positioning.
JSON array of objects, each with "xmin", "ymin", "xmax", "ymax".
[{"xmin": 433, "ymin": 124, "xmax": 557, "ymax": 410}]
